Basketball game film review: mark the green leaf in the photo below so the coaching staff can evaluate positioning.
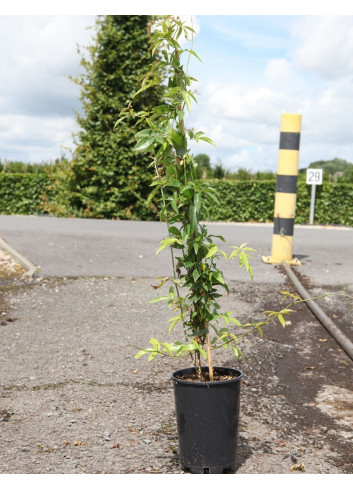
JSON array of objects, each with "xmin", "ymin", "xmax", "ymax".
[
  {"xmin": 213, "ymin": 273, "xmax": 225, "ymax": 285},
  {"xmin": 219, "ymin": 250, "xmax": 228, "ymax": 260},
  {"xmin": 193, "ymin": 269, "xmax": 200, "ymax": 282},
  {"xmin": 156, "ymin": 237, "xmax": 181, "ymax": 254},
  {"xmin": 199, "ymin": 136, "xmax": 216, "ymax": 146},
  {"xmin": 168, "ymin": 226, "xmax": 181, "ymax": 237},
  {"xmin": 149, "ymin": 338, "xmax": 160, "ymax": 349},
  {"xmin": 149, "ymin": 296, "xmax": 170, "ymax": 303},
  {"xmin": 182, "ymin": 91, "xmax": 192, "ymax": 112},
  {"xmin": 168, "ymin": 314, "xmax": 182, "ymax": 332},
  {"xmin": 135, "ymin": 128, "xmax": 153, "ymax": 139},
  {"xmin": 134, "ymin": 349, "xmax": 149, "ymax": 359},
  {"xmin": 170, "ymin": 130, "xmax": 187, "ymax": 156},
  {"xmin": 228, "ymin": 317, "xmax": 242, "ymax": 326},
  {"xmin": 180, "ymin": 343, "xmax": 197, "ymax": 353},
  {"xmin": 278, "ymin": 314, "xmax": 286, "ymax": 327},
  {"xmin": 161, "ymin": 343, "xmax": 174, "ymax": 356},
  {"xmin": 189, "ymin": 205, "xmax": 198, "ymax": 234},
  {"xmin": 146, "ymin": 185, "xmax": 160, "ymax": 205},
  {"xmin": 185, "ymin": 49, "xmax": 203, "ymax": 63},
  {"xmin": 148, "ymin": 351, "xmax": 158, "ymax": 361},
  {"xmin": 199, "ymin": 346, "xmax": 207, "ymax": 359},
  {"xmin": 170, "ymin": 198, "xmax": 178, "ymax": 213},
  {"xmin": 194, "ymin": 191, "xmax": 201, "ymax": 213},
  {"xmin": 133, "ymin": 136, "xmax": 154, "ymax": 152},
  {"xmin": 114, "ymin": 115, "xmax": 127, "ymax": 127},
  {"xmin": 194, "ymin": 131, "xmax": 205, "ymax": 142},
  {"xmin": 205, "ymin": 244, "xmax": 218, "ymax": 259}
]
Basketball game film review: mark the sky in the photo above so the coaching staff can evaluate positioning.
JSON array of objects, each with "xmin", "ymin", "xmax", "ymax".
[{"xmin": 1, "ymin": 3, "xmax": 353, "ymax": 173}]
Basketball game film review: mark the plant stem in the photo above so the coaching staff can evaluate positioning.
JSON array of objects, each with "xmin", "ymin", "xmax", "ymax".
[
  {"xmin": 205, "ymin": 326, "xmax": 214, "ymax": 381},
  {"xmin": 195, "ymin": 350, "xmax": 202, "ymax": 379}
]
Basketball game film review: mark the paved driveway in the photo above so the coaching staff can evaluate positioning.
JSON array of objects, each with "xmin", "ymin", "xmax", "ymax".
[{"xmin": 0, "ymin": 215, "xmax": 352, "ymax": 286}]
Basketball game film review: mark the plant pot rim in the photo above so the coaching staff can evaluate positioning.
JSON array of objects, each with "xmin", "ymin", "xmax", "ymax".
[{"xmin": 171, "ymin": 366, "xmax": 243, "ymax": 386}]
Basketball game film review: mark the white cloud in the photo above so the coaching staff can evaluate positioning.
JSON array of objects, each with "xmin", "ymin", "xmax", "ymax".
[
  {"xmin": 0, "ymin": 15, "xmax": 95, "ymax": 161},
  {"xmin": 0, "ymin": 113, "xmax": 77, "ymax": 161},
  {"xmin": 265, "ymin": 58, "xmax": 297, "ymax": 86},
  {"xmin": 186, "ymin": 16, "xmax": 353, "ymax": 172},
  {"xmin": 291, "ymin": 16, "xmax": 353, "ymax": 80}
]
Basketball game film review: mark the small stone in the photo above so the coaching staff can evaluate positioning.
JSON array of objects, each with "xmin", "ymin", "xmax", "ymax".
[
  {"xmin": 144, "ymin": 439, "xmax": 152, "ymax": 444},
  {"xmin": 239, "ymin": 433, "xmax": 249, "ymax": 440},
  {"xmin": 103, "ymin": 431, "xmax": 111, "ymax": 441}
]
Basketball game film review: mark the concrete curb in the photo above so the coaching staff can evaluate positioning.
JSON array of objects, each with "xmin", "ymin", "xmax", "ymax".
[{"xmin": 0, "ymin": 236, "xmax": 38, "ymax": 278}]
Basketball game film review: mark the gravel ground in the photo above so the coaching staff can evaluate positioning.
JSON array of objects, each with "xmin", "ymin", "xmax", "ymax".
[
  {"xmin": 0, "ymin": 248, "xmax": 26, "ymax": 279},
  {"xmin": 0, "ymin": 257, "xmax": 352, "ymax": 475}
]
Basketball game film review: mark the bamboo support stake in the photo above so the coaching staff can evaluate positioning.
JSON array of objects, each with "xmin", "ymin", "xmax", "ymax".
[{"xmin": 206, "ymin": 331, "xmax": 214, "ymax": 381}]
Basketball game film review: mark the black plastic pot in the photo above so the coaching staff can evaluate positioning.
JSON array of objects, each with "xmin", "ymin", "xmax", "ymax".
[{"xmin": 171, "ymin": 366, "xmax": 243, "ymax": 474}]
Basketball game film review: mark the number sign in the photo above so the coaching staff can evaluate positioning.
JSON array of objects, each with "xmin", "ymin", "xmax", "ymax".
[{"xmin": 306, "ymin": 168, "xmax": 323, "ymax": 185}]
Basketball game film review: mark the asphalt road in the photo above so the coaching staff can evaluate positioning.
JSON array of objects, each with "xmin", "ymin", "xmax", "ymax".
[
  {"xmin": 1, "ymin": 215, "xmax": 352, "ymax": 474},
  {"xmin": 0, "ymin": 215, "xmax": 352, "ymax": 287}
]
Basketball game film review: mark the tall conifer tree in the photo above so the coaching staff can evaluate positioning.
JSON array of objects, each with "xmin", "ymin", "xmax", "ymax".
[{"xmin": 68, "ymin": 15, "xmax": 164, "ymax": 219}]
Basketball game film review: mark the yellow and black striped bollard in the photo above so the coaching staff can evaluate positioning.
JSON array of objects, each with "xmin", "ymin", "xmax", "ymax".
[{"xmin": 262, "ymin": 113, "xmax": 302, "ymax": 266}]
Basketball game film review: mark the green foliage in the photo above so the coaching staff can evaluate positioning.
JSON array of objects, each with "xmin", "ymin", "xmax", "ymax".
[
  {"xmin": 193, "ymin": 156, "xmax": 277, "ymax": 181},
  {"xmin": 119, "ymin": 16, "xmax": 242, "ymax": 378},
  {"xmin": 229, "ymin": 167, "xmax": 253, "ymax": 181},
  {"xmin": 47, "ymin": 15, "xmax": 164, "ymax": 220},
  {"xmin": 0, "ymin": 174, "xmax": 52, "ymax": 214},
  {"xmin": 121, "ymin": 15, "xmax": 301, "ymax": 382},
  {"xmin": 296, "ymin": 182, "xmax": 353, "ymax": 226},
  {"xmin": 0, "ymin": 159, "xmax": 56, "ymax": 174},
  {"xmin": 1, "ymin": 172, "xmax": 352, "ymax": 227},
  {"xmin": 194, "ymin": 153, "xmax": 211, "ymax": 179},
  {"xmin": 201, "ymin": 180, "xmax": 276, "ymax": 222},
  {"xmin": 307, "ymin": 158, "xmax": 353, "ymax": 175},
  {"xmin": 213, "ymin": 163, "xmax": 225, "ymax": 180},
  {"xmin": 300, "ymin": 158, "xmax": 353, "ymax": 182},
  {"xmin": 197, "ymin": 180, "xmax": 353, "ymax": 226}
]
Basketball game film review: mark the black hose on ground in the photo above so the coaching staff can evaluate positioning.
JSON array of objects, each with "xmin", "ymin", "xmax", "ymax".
[{"xmin": 281, "ymin": 260, "xmax": 353, "ymax": 362}]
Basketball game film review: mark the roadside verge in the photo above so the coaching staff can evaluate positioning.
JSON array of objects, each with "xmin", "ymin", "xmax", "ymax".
[{"xmin": 0, "ymin": 236, "xmax": 37, "ymax": 278}]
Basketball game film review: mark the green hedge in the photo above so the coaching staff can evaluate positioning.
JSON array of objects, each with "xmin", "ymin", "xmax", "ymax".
[
  {"xmin": 296, "ymin": 181, "xmax": 353, "ymax": 226},
  {"xmin": 0, "ymin": 173, "xmax": 52, "ymax": 215},
  {"xmin": 203, "ymin": 180, "xmax": 353, "ymax": 226},
  {"xmin": 201, "ymin": 180, "xmax": 276, "ymax": 222},
  {"xmin": 0, "ymin": 173, "xmax": 352, "ymax": 226}
]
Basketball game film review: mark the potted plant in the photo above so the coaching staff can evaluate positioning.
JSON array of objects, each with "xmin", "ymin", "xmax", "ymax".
[{"xmin": 117, "ymin": 15, "xmax": 299, "ymax": 474}]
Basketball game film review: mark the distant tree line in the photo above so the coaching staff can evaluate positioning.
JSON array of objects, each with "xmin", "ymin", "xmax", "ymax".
[
  {"xmin": 298, "ymin": 158, "xmax": 353, "ymax": 182},
  {"xmin": 0, "ymin": 158, "xmax": 67, "ymax": 174},
  {"xmin": 194, "ymin": 154, "xmax": 353, "ymax": 182},
  {"xmin": 2, "ymin": 155, "xmax": 353, "ymax": 183}
]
